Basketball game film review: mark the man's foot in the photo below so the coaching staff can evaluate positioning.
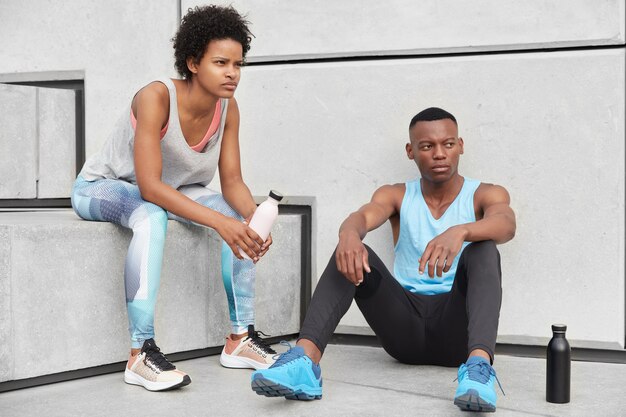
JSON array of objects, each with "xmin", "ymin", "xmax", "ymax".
[
  {"xmin": 251, "ymin": 343, "xmax": 322, "ymax": 401},
  {"xmin": 220, "ymin": 325, "xmax": 277, "ymax": 370},
  {"xmin": 124, "ymin": 339, "xmax": 191, "ymax": 391},
  {"xmin": 454, "ymin": 356, "xmax": 502, "ymax": 412}
]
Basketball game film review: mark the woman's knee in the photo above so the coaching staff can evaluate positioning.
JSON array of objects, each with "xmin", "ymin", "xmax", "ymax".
[
  {"xmin": 132, "ymin": 204, "xmax": 168, "ymax": 236},
  {"xmin": 148, "ymin": 206, "xmax": 168, "ymax": 231},
  {"xmin": 197, "ymin": 194, "xmax": 242, "ymax": 221}
]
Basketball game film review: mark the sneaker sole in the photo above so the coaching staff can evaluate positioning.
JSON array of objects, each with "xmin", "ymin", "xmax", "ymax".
[
  {"xmin": 220, "ymin": 351, "xmax": 272, "ymax": 370},
  {"xmin": 454, "ymin": 389, "xmax": 496, "ymax": 412},
  {"xmin": 251, "ymin": 376, "xmax": 322, "ymax": 401},
  {"xmin": 124, "ymin": 369, "xmax": 191, "ymax": 392}
]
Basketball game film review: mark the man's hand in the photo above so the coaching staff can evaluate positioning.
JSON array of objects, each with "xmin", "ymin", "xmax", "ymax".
[
  {"xmin": 336, "ymin": 231, "xmax": 371, "ymax": 286},
  {"xmin": 333, "ymin": 184, "xmax": 403, "ymax": 285},
  {"xmin": 419, "ymin": 225, "xmax": 468, "ymax": 278}
]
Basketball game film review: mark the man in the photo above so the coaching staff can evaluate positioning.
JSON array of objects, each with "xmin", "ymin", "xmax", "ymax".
[{"xmin": 251, "ymin": 107, "xmax": 516, "ymax": 412}]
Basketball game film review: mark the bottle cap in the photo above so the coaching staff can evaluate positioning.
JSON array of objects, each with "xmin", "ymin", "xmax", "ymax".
[
  {"xmin": 269, "ymin": 190, "xmax": 283, "ymax": 202},
  {"xmin": 552, "ymin": 324, "xmax": 567, "ymax": 333}
]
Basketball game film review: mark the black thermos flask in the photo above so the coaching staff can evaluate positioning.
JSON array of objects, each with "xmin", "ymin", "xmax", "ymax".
[{"xmin": 546, "ymin": 324, "xmax": 571, "ymax": 403}]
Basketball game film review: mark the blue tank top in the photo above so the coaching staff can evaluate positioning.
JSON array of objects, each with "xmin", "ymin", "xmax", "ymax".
[{"xmin": 393, "ymin": 177, "xmax": 480, "ymax": 295}]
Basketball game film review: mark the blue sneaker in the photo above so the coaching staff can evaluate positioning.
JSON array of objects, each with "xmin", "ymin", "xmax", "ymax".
[
  {"xmin": 454, "ymin": 356, "xmax": 504, "ymax": 412},
  {"xmin": 251, "ymin": 343, "xmax": 322, "ymax": 400}
]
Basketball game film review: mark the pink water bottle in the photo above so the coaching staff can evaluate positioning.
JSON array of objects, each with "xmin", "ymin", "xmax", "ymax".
[{"xmin": 239, "ymin": 190, "xmax": 283, "ymax": 259}]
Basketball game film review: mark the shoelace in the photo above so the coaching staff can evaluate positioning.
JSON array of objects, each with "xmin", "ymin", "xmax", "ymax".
[
  {"xmin": 143, "ymin": 343, "xmax": 176, "ymax": 371},
  {"xmin": 454, "ymin": 361, "xmax": 505, "ymax": 395},
  {"xmin": 246, "ymin": 328, "xmax": 277, "ymax": 355},
  {"xmin": 271, "ymin": 341, "xmax": 303, "ymax": 366}
]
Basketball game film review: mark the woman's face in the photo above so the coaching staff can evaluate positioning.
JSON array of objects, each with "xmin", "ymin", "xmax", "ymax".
[{"xmin": 188, "ymin": 38, "xmax": 244, "ymax": 98}]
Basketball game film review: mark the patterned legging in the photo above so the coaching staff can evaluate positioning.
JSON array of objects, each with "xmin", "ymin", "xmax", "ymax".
[{"xmin": 71, "ymin": 176, "xmax": 255, "ymax": 348}]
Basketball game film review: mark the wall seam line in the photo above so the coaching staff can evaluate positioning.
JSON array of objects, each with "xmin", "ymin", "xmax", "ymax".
[
  {"xmin": 35, "ymin": 88, "xmax": 40, "ymax": 198},
  {"xmin": 246, "ymin": 43, "xmax": 626, "ymax": 67}
]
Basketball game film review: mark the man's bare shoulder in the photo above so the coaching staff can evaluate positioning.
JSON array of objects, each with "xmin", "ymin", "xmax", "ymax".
[
  {"xmin": 370, "ymin": 183, "xmax": 406, "ymax": 213},
  {"xmin": 474, "ymin": 182, "xmax": 512, "ymax": 217},
  {"xmin": 373, "ymin": 183, "xmax": 406, "ymax": 200},
  {"xmin": 475, "ymin": 182, "xmax": 511, "ymax": 202}
]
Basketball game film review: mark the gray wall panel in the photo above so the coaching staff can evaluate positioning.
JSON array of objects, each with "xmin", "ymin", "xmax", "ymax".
[
  {"xmin": 1, "ymin": 211, "xmax": 302, "ymax": 380},
  {"xmin": 0, "ymin": 227, "xmax": 11, "ymax": 381},
  {"xmin": 0, "ymin": 1, "xmax": 623, "ymax": 351},
  {"xmin": 0, "ymin": 0, "xmax": 179, "ymax": 157},
  {"xmin": 229, "ymin": 49, "xmax": 625, "ymax": 348},
  {"xmin": 0, "ymin": 84, "xmax": 37, "ymax": 198},
  {"xmin": 38, "ymin": 87, "xmax": 76, "ymax": 198},
  {"xmin": 185, "ymin": 0, "xmax": 626, "ymax": 60}
]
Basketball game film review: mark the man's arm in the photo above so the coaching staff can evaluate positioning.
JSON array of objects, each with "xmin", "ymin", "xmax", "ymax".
[
  {"xmin": 336, "ymin": 184, "xmax": 403, "ymax": 285},
  {"xmin": 464, "ymin": 184, "xmax": 516, "ymax": 244},
  {"xmin": 419, "ymin": 183, "xmax": 516, "ymax": 278}
]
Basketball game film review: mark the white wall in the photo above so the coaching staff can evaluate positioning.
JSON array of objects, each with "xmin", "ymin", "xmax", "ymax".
[
  {"xmin": 0, "ymin": 84, "xmax": 76, "ymax": 199},
  {"xmin": 0, "ymin": 0, "xmax": 179, "ymax": 157},
  {"xmin": 182, "ymin": 0, "xmax": 625, "ymax": 60},
  {"xmin": 231, "ymin": 50, "xmax": 625, "ymax": 349},
  {"xmin": 1, "ymin": 0, "xmax": 624, "ymax": 349},
  {"xmin": 193, "ymin": 0, "xmax": 626, "ymax": 349}
]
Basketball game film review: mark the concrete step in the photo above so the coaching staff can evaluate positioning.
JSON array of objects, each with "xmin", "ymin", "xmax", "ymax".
[{"xmin": 0, "ymin": 210, "xmax": 304, "ymax": 383}]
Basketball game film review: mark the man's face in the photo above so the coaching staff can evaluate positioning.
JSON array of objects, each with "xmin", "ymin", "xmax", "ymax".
[{"xmin": 406, "ymin": 119, "xmax": 464, "ymax": 184}]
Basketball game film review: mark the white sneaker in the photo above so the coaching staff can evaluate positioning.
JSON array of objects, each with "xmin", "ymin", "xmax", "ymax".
[
  {"xmin": 124, "ymin": 338, "xmax": 191, "ymax": 391},
  {"xmin": 220, "ymin": 325, "xmax": 277, "ymax": 370}
]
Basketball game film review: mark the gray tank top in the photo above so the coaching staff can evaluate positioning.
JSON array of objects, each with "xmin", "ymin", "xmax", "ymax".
[{"xmin": 80, "ymin": 78, "xmax": 228, "ymax": 189}]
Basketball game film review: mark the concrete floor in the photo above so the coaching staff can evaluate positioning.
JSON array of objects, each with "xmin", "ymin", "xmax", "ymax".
[{"xmin": 1, "ymin": 343, "xmax": 624, "ymax": 417}]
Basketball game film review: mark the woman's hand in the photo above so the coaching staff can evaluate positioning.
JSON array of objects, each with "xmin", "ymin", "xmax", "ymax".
[
  {"xmin": 242, "ymin": 215, "xmax": 273, "ymax": 258},
  {"xmin": 258, "ymin": 233, "xmax": 273, "ymax": 257},
  {"xmin": 216, "ymin": 216, "xmax": 265, "ymax": 262}
]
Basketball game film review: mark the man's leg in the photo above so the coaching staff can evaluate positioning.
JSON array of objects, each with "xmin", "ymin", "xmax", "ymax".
[
  {"xmin": 173, "ymin": 184, "xmax": 275, "ymax": 370},
  {"xmin": 440, "ymin": 240, "xmax": 502, "ymax": 363},
  {"xmin": 252, "ymin": 245, "xmax": 430, "ymax": 400},
  {"xmin": 438, "ymin": 240, "xmax": 502, "ymax": 412},
  {"xmin": 300, "ymin": 244, "xmax": 431, "ymax": 362}
]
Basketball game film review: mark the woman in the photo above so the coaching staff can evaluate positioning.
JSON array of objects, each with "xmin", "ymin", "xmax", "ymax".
[{"xmin": 71, "ymin": 5, "xmax": 275, "ymax": 392}]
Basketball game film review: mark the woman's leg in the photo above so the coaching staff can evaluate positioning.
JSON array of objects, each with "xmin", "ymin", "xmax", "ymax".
[
  {"xmin": 174, "ymin": 185, "xmax": 274, "ymax": 370},
  {"xmin": 72, "ymin": 176, "xmax": 189, "ymax": 391},
  {"xmin": 72, "ymin": 176, "xmax": 168, "ymax": 348},
  {"xmin": 172, "ymin": 185, "xmax": 254, "ymax": 334}
]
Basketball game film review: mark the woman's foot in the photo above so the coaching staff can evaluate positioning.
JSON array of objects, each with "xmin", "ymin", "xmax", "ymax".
[
  {"xmin": 220, "ymin": 325, "xmax": 277, "ymax": 370},
  {"xmin": 124, "ymin": 339, "xmax": 191, "ymax": 391}
]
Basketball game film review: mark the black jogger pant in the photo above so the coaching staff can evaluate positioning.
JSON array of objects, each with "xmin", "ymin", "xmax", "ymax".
[{"xmin": 299, "ymin": 240, "xmax": 502, "ymax": 367}]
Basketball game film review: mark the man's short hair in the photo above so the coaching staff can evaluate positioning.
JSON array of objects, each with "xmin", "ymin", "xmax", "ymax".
[{"xmin": 409, "ymin": 107, "xmax": 457, "ymax": 129}]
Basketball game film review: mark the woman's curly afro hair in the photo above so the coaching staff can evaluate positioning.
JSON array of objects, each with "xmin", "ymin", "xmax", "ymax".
[{"xmin": 172, "ymin": 5, "xmax": 252, "ymax": 79}]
